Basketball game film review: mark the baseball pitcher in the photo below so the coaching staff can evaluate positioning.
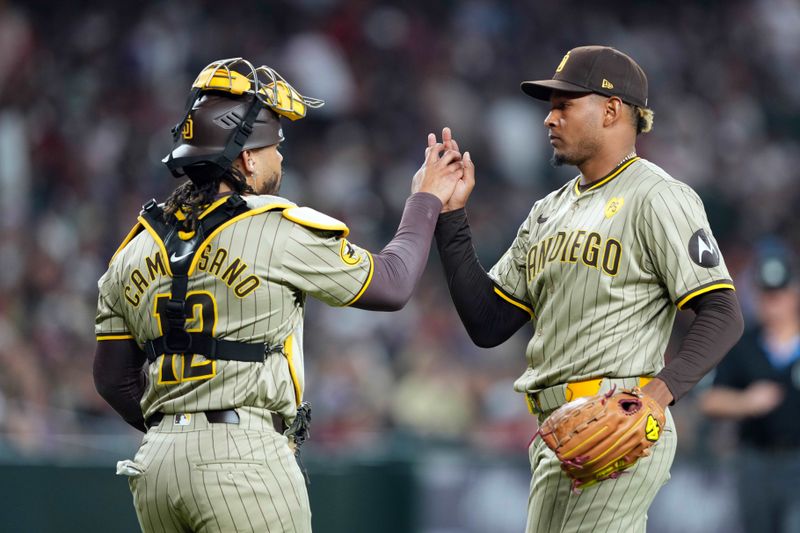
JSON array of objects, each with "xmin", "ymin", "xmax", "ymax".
[{"xmin": 434, "ymin": 46, "xmax": 744, "ymax": 532}]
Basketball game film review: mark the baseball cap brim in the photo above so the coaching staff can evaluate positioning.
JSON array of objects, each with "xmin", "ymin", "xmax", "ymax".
[{"xmin": 520, "ymin": 79, "xmax": 593, "ymax": 101}]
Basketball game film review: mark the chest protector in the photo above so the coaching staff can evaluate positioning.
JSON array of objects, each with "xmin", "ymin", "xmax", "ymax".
[{"xmin": 139, "ymin": 195, "xmax": 270, "ymax": 364}]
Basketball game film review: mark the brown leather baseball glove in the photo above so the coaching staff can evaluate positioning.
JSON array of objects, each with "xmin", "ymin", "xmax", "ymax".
[{"xmin": 538, "ymin": 386, "xmax": 666, "ymax": 492}]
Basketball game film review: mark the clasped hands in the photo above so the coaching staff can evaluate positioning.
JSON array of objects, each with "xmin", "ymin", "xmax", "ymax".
[{"xmin": 411, "ymin": 127, "xmax": 475, "ymax": 213}]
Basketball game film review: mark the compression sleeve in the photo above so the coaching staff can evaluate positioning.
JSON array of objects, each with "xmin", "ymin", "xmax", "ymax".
[
  {"xmin": 353, "ymin": 193, "xmax": 443, "ymax": 311},
  {"xmin": 434, "ymin": 208, "xmax": 531, "ymax": 347},
  {"xmin": 93, "ymin": 339, "xmax": 148, "ymax": 432},
  {"xmin": 656, "ymin": 289, "xmax": 744, "ymax": 403}
]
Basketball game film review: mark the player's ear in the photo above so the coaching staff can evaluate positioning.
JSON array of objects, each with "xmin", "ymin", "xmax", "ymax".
[
  {"xmin": 603, "ymin": 97, "xmax": 624, "ymax": 127},
  {"xmin": 238, "ymin": 150, "xmax": 256, "ymax": 174}
]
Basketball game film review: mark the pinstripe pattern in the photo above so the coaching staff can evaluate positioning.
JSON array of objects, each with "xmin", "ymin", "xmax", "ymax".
[
  {"xmin": 127, "ymin": 409, "xmax": 310, "ymax": 532},
  {"xmin": 486, "ymin": 159, "xmax": 725, "ymax": 531},
  {"xmin": 487, "ymin": 159, "xmax": 733, "ymax": 393},
  {"xmin": 95, "ymin": 194, "xmax": 371, "ymax": 421},
  {"xmin": 527, "ymin": 408, "xmax": 676, "ymax": 533},
  {"xmin": 98, "ymin": 194, "xmax": 372, "ymax": 531}
]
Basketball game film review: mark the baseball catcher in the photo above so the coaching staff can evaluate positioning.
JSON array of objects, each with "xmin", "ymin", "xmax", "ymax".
[{"xmin": 93, "ymin": 57, "xmax": 465, "ymax": 532}]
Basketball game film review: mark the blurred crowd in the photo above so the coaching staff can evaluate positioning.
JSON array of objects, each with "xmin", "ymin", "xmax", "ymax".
[{"xmin": 1, "ymin": 0, "xmax": 799, "ymax": 463}]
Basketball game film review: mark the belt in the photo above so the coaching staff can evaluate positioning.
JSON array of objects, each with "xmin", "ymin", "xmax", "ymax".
[
  {"xmin": 146, "ymin": 409, "xmax": 240, "ymax": 429},
  {"xmin": 526, "ymin": 376, "xmax": 654, "ymax": 415},
  {"xmin": 145, "ymin": 409, "xmax": 287, "ymax": 433}
]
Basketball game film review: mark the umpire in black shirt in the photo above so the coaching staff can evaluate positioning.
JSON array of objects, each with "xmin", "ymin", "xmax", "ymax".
[{"xmin": 702, "ymin": 249, "xmax": 800, "ymax": 533}]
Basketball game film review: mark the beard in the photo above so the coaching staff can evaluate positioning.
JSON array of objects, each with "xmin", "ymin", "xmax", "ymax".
[
  {"xmin": 550, "ymin": 150, "xmax": 586, "ymax": 167},
  {"xmin": 550, "ymin": 151, "xmax": 570, "ymax": 167},
  {"xmin": 549, "ymin": 135, "xmax": 601, "ymax": 168},
  {"xmin": 255, "ymin": 169, "xmax": 282, "ymax": 195}
]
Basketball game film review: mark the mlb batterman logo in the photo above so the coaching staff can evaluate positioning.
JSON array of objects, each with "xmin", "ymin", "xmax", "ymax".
[
  {"xmin": 604, "ymin": 197, "xmax": 624, "ymax": 219},
  {"xmin": 174, "ymin": 413, "xmax": 192, "ymax": 426}
]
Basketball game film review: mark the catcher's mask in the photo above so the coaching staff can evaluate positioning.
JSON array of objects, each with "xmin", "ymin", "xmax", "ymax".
[{"xmin": 163, "ymin": 58, "xmax": 324, "ymax": 183}]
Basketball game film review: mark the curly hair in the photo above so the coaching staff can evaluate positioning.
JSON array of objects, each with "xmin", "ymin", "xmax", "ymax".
[
  {"xmin": 163, "ymin": 166, "xmax": 253, "ymax": 231},
  {"xmin": 632, "ymin": 106, "xmax": 654, "ymax": 134}
]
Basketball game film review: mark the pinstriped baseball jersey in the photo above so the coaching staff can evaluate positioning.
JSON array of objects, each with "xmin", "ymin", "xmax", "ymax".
[
  {"xmin": 95, "ymin": 194, "xmax": 373, "ymax": 423},
  {"xmin": 488, "ymin": 157, "xmax": 734, "ymax": 393}
]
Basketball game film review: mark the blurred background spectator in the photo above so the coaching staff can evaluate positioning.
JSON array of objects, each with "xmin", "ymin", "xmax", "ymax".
[
  {"xmin": 701, "ymin": 243, "xmax": 800, "ymax": 533},
  {"xmin": 1, "ymin": 0, "xmax": 799, "ymax": 530}
]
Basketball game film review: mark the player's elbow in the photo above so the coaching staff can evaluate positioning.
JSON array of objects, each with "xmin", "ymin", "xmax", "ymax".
[
  {"xmin": 349, "ymin": 278, "xmax": 415, "ymax": 311},
  {"xmin": 472, "ymin": 337, "xmax": 502, "ymax": 349},
  {"xmin": 732, "ymin": 302, "xmax": 745, "ymax": 342},
  {"xmin": 350, "ymin": 293, "xmax": 410, "ymax": 312},
  {"xmin": 374, "ymin": 298, "xmax": 408, "ymax": 312},
  {"xmin": 459, "ymin": 310, "xmax": 527, "ymax": 348},
  {"xmin": 93, "ymin": 372, "xmax": 116, "ymax": 404},
  {"xmin": 466, "ymin": 328, "xmax": 506, "ymax": 349},
  {"xmin": 718, "ymin": 290, "xmax": 745, "ymax": 354}
]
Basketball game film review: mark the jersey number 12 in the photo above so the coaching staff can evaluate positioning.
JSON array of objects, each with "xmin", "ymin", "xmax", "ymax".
[{"xmin": 153, "ymin": 291, "xmax": 218, "ymax": 385}]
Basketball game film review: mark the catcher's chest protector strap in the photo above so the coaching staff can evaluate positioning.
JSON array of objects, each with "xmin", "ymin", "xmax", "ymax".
[{"xmin": 140, "ymin": 196, "xmax": 267, "ymax": 364}]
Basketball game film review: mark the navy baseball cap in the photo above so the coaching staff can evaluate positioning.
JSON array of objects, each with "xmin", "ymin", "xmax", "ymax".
[{"xmin": 521, "ymin": 45, "xmax": 649, "ymax": 107}]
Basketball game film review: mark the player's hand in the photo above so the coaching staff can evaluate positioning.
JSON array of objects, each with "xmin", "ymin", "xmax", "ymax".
[
  {"xmin": 439, "ymin": 127, "xmax": 475, "ymax": 213},
  {"xmin": 743, "ymin": 380, "xmax": 784, "ymax": 416},
  {"xmin": 411, "ymin": 133, "xmax": 463, "ymax": 205}
]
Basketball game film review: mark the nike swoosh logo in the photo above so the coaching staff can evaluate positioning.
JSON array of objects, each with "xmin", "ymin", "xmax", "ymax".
[
  {"xmin": 170, "ymin": 251, "xmax": 193, "ymax": 262},
  {"xmin": 537, "ymin": 215, "xmax": 549, "ymax": 224}
]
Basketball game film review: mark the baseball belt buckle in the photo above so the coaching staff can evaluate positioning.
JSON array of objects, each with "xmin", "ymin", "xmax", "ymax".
[{"xmin": 174, "ymin": 413, "xmax": 192, "ymax": 426}]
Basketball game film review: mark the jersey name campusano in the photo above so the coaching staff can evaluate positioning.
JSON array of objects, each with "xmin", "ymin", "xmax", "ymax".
[{"xmin": 95, "ymin": 195, "xmax": 373, "ymax": 422}]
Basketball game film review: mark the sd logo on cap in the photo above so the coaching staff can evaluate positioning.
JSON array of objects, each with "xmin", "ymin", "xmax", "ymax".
[{"xmin": 521, "ymin": 45, "xmax": 648, "ymax": 108}]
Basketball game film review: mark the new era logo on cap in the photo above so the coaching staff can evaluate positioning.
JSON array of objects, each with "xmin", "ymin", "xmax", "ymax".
[{"xmin": 521, "ymin": 45, "xmax": 648, "ymax": 108}]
